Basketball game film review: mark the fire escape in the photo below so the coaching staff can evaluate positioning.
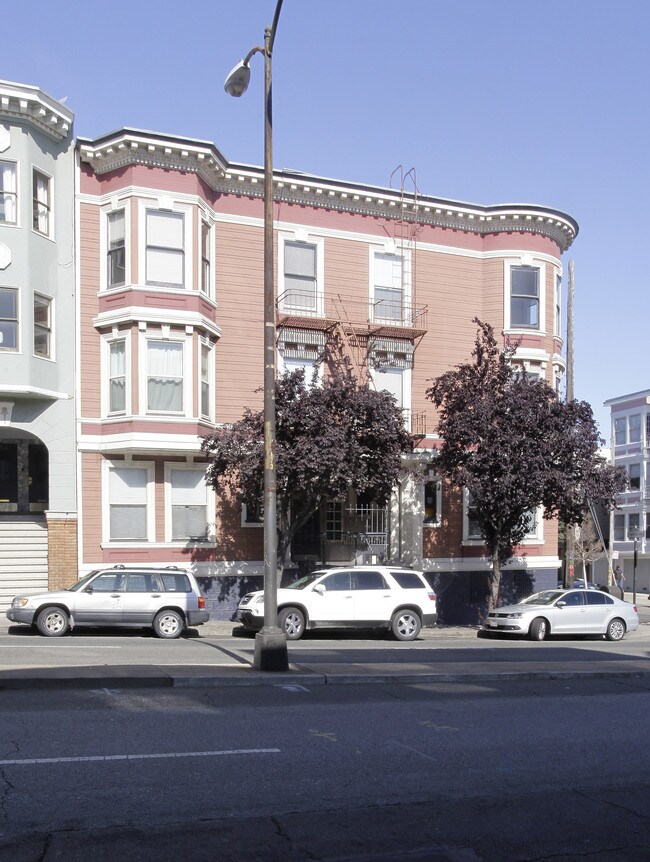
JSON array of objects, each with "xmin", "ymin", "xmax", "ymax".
[{"xmin": 276, "ymin": 166, "xmax": 428, "ymax": 565}]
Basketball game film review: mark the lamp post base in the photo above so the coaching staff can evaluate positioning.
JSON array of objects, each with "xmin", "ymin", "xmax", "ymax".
[{"xmin": 254, "ymin": 627, "xmax": 289, "ymax": 671}]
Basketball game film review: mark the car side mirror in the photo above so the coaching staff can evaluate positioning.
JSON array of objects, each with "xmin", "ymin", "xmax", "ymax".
[
  {"xmin": 313, "ymin": 584, "xmax": 325, "ymax": 595},
  {"xmin": 84, "ymin": 586, "xmax": 94, "ymax": 594},
  {"xmin": 556, "ymin": 600, "xmax": 566, "ymax": 608}
]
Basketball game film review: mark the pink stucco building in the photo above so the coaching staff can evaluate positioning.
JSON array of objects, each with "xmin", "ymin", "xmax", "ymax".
[{"xmin": 75, "ymin": 127, "xmax": 577, "ymax": 621}]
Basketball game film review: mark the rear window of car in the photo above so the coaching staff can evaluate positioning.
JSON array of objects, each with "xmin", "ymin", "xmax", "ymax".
[
  {"xmin": 160, "ymin": 573, "xmax": 191, "ymax": 592},
  {"xmin": 354, "ymin": 571, "xmax": 388, "ymax": 590},
  {"xmin": 390, "ymin": 572, "xmax": 426, "ymax": 589},
  {"xmin": 586, "ymin": 592, "xmax": 613, "ymax": 605}
]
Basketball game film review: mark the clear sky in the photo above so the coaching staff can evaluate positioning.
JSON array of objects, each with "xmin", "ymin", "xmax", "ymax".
[{"xmin": 4, "ymin": 0, "xmax": 648, "ymax": 439}]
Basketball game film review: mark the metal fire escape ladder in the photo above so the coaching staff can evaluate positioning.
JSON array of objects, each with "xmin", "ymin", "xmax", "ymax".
[{"xmin": 330, "ymin": 294, "xmax": 367, "ymax": 382}]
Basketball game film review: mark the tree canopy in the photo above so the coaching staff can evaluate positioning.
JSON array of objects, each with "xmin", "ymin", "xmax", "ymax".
[
  {"xmin": 201, "ymin": 368, "xmax": 412, "ymax": 570},
  {"xmin": 426, "ymin": 319, "xmax": 626, "ymax": 610}
]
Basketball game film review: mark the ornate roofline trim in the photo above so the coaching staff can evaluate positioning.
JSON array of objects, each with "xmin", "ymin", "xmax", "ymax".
[
  {"xmin": 78, "ymin": 129, "xmax": 578, "ymax": 252},
  {"xmin": 0, "ymin": 80, "xmax": 73, "ymax": 142}
]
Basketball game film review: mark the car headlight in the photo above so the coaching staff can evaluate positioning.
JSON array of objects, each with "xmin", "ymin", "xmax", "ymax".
[
  {"xmin": 12, "ymin": 597, "xmax": 29, "ymax": 608},
  {"xmin": 254, "ymin": 595, "xmax": 264, "ymax": 605},
  {"xmin": 506, "ymin": 612, "xmax": 523, "ymax": 619}
]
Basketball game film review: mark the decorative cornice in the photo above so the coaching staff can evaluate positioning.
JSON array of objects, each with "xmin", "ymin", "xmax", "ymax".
[
  {"xmin": 0, "ymin": 80, "xmax": 73, "ymax": 142},
  {"xmin": 78, "ymin": 129, "xmax": 228, "ymax": 189},
  {"xmin": 78, "ymin": 129, "xmax": 578, "ymax": 252}
]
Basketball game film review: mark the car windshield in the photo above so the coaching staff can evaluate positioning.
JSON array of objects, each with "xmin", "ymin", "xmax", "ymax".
[
  {"xmin": 286, "ymin": 573, "xmax": 325, "ymax": 590},
  {"xmin": 66, "ymin": 571, "xmax": 100, "ymax": 592},
  {"xmin": 520, "ymin": 590, "xmax": 564, "ymax": 606}
]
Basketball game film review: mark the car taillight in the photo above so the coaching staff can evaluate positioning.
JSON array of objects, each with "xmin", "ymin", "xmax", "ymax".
[
  {"xmin": 428, "ymin": 592, "xmax": 436, "ymax": 601},
  {"xmin": 198, "ymin": 596, "xmax": 206, "ymax": 609},
  {"xmin": 633, "ymin": 604, "xmax": 638, "ymax": 613}
]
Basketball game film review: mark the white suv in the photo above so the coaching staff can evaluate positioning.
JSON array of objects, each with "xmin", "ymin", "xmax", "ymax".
[{"xmin": 236, "ymin": 566, "xmax": 437, "ymax": 641}]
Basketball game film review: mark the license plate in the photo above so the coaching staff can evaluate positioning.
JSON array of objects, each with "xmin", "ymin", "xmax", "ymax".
[{"xmin": 488, "ymin": 620, "xmax": 497, "ymax": 627}]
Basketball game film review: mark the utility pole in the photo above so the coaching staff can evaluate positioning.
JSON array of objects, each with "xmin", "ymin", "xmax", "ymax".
[{"xmin": 565, "ymin": 260, "xmax": 575, "ymax": 587}]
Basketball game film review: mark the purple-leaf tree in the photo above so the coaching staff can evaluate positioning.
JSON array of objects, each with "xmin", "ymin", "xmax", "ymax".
[
  {"xmin": 201, "ymin": 367, "xmax": 412, "ymax": 574},
  {"xmin": 426, "ymin": 319, "xmax": 626, "ymax": 612}
]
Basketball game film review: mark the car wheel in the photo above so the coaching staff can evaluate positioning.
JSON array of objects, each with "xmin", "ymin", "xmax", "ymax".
[
  {"xmin": 153, "ymin": 609, "xmax": 184, "ymax": 639},
  {"xmin": 278, "ymin": 607, "xmax": 305, "ymax": 640},
  {"xmin": 605, "ymin": 617, "xmax": 626, "ymax": 641},
  {"xmin": 529, "ymin": 617, "xmax": 548, "ymax": 641},
  {"xmin": 37, "ymin": 607, "xmax": 70, "ymax": 637},
  {"xmin": 391, "ymin": 609, "xmax": 421, "ymax": 641}
]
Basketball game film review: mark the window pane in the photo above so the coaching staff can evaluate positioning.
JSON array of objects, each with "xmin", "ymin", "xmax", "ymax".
[
  {"xmin": 147, "ymin": 341, "xmax": 183, "ymax": 411},
  {"xmin": 33, "ymin": 295, "xmax": 51, "ymax": 358},
  {"xmin": 108, "ymin": 211, "xmax": 126, "ymax": 287},
  {"xmin": 0, "ymin": 288, "xmax": 18, "ymax": 350},
  {"xmin": 0, "ymin": 161, "xmax": 17, "ymax": 224},
  {"xmin": 172, "ymin": 505, "xmax": 207, "ymax": 540},
  {"xmin": 629, "ymin": 414, "xmax": 641, "ymax": 443},
  {"xmin": 33, "ymin": 171, "xmax": 50, "ymax": 234},
  {"xmin": 109, "ymin": 467, "xmax": 147, "ymax": 503},
  {"xmin": 285, "ymin": 242, "xmax": 316, "ymax": 277},
  {"xmin": 110, "ymin": 379, "xmax": 125, "ymax": 413},
  {"xmin": 109, "ymin": 341, "xmax": 126, "ymax": 413},
  {"xmin": 375, "ymin": 253, "xmax": 403, "ymax": 289},
  {"xmin": 614, "ymin": 417, "xmax": 626, "ymax": 445},
  {"xmin": 146, "ymin": 247, "xmax": 184, "ymax": 286},
  {"xmin": 423, "ymin": 480, "xmax": 438, "ymax": 524},
  {"xmin": 511, "ymin": 267, "xmax": 539, "ymax": 297},
  {"xmin": 147, "ymin": 211, "xmax": 183, "ymax": 247},
  {"xmin": 511, "ymin": 297, "xmax": 539, "ymax": 327},
  {"xmin": 614, "ymin": 514, "xmax": 625, "ymax": 541},
  {"xmin": 375, "ymin": 368, "xmax": 403, "ymax": 406},
  {"xmin": 110, "ymin": 505, "xmax": 146, "ymax": 540}
]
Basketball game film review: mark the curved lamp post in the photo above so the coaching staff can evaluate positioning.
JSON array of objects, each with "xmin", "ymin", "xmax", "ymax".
[{"xmin": 225, "ymin": 0, "xmax": 288, "ymax": 671}]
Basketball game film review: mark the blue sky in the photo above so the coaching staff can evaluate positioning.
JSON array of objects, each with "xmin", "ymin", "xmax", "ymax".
[{"xmin": 5, "ymin": 0, "xmax": 648, "ymax": 438}]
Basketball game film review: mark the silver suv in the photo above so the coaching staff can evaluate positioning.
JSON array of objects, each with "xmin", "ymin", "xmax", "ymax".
[
  {"xmin": 237, "ymin": 566, "xmax": 437, "ymax": 641},
  {"xmin": 6, "ymin": 566, "xmax": 209, "ymax": 639}
]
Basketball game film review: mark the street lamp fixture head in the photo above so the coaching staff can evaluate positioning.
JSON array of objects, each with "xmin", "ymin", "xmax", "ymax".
[{"xmin": 224, "ymin": 60, "xmax": 251, "ymax": 97}]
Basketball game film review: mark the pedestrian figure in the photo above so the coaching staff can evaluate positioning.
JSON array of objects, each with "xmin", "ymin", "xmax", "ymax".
[{"xmin": 614, "ymin": 565, "xmax": 626, "ymax": 599}]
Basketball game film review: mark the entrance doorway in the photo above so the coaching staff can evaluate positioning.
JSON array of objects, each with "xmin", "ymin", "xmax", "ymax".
[{"xmin": 0, "ymin": 438, "xmax": 49, "ymax": 514}]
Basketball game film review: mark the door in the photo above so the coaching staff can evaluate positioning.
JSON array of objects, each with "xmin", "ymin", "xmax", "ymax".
[
  {"xmin": 309, "ymin": 571, "xmax": 355, "ymax": 624},
  {"xmin": 72, "ymin": 571, "xmax": 124, "ymax": 625},
  {"xmin": 550, "ymin": 591, "xmax": 587, "ymax": 633},
  {"xmin": 121, "ymin": 571, "xmax": 166, "ymax": 625},
  {"xmin": 352, "ymin": 570, "xmax": 394, "ymax": 625},
  {"xmin": 584, "ymin": 591, "xmax": 614, "ymax": 633}
]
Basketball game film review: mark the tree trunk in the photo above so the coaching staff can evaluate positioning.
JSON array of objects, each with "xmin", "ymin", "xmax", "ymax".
[{"xmin": 488, "ymin": 548, "xmax": 501, "ymax": 613}]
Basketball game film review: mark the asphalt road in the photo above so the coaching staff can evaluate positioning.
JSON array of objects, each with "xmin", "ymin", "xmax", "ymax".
[{"xmin": 1, "ymin": 675, "xmax": 650, "ymax": 861}]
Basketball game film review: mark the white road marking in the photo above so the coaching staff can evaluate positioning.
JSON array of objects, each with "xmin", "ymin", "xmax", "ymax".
[
  {"xmin": 0, "ymin": 645, "xmax": 122, "ymax": 649},
  {"xmin": 0, "ymin": 748, "xmax": 281, "ymax": 766}
]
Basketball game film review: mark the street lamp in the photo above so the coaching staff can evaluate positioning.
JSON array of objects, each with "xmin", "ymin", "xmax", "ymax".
[{"xmin": 225, "ymin": 0, "xmax": 288, "ymax": 671}]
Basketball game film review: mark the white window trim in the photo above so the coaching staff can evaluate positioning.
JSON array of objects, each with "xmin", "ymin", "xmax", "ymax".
[
  {"xmin": 137, "ymin": 199, "xmax": 193, "ymax": 291},
  {"xmin": 277, "ymin": 231, "xmax": 325, "ymax": 316},
  {"xmin": 241, "ymin": 502, "xmax": 263, "ymax": 528},
  {"xmin": 199, "ymin": 337, "xmax": 215, "ymax": 422},
  {"xmin": 0, "ymin": 284, "xmax": 21, "ymax": 354},
  {"xmin": 0, "ymin": 158, "xmax": 19, "ymax": 228},
  {"xmin": 503, "ymin": 257, "xmax": 547, "ymax": 335},
  {"xmin": 163, "ymin": 462, "xmax": 215, "ymax": 544},
  {"xmin": 369, "ymin": 244, "xmax": 412, "ymax": 323},
  {"xmin": 139, "ymin": 330, "xmax": 192, "ymax": 417},
  {"xmin": 102, "ymin": 458, "xmax": 155, "ymax": 545},
  {"xmin": 422, "ymin": 476, "xmax": 442, "ymax": 528},
  {"xmin": 369, "ymin": 365, "xmax": 412, "ymax": 431},
  {"xmin": 100, "ymin": 203, "xmax": 131, "ymax": 292},
  {"xmin": 199, "ymin": 215, "xmax": 215, "ymax": 299},
  {"xmin": 33, "ymin": 292, "xmax": 54, "ymax": 362},
  {"xmin": 32, "ymin": 167, "xmax": 54, "ymax": 241},
  {"xmin": 101, "ymin": 331, "xmax": 131, "ymax": 418},
  {"xmin": 462, "ymin": 491, "xmax": 543, "ymax": 545}
]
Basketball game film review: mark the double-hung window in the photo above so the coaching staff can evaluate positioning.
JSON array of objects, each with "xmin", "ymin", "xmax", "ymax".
[
  {"xmin": 614, "ymin": 514, "xmax": 625, "ymax": 542},
  {"xmin": 147, "ymin": 339, "xmax": 184, "ymax": 413},
  {"xmin": 554, "ymin": 273, "xmax": 562, "ymax": 337},
  {"xmin": 510, "ymin": 266, "xmax": 539, "ymax": 329},
  {"xmin": 109, "ymin": 340, "xmax": 127, "ymax": 414},
  {"xmin": 0, "ymin": 161, "xmax": 17, "ymax": 224},
  {"xmin": 32, "ymin": 169, "xmax": 51, "ymax": 236},
  {"xmin": 108, "ymin": 465, "xmax": 150, "ymax": 541},
  {"xmin": 167, "ymin": 467, "xmax": 209, "ymax": 542},
  {"xmin": 200, "ymin": 340, "xmax": 213, "ymax": 419},
  {"xmin": 107, "ymin": 210, "xmax": 126, "ymax": 287},
  {"xmin": 629, "ymin": 414, "xmax": 641, "ymax": 444},
  {"xmin": 0, "ymin": 287, "xmax": 18, "ymax": 350},
  {"xmin": 283, "ymin": 241, "xmax": 317, "ymax": 313},
  {"xmin": 33, "ymin": 294, "xmax": 52, "ymax": 358},
  {"xmin": 200, "ymin": 220, "xmax": 211, "ymax": 294},
  {"xmin": 466, "ymin": 494, "xmax": 483, "ymax": 540},
  {"xmin": 423, "ymin": 479, "xmax": 441, "ymax": 526},
  {"xmin": 629, "ymin": 463, "xmax": 641, "ymax": 491},
  {"xmin": 373, "ymin": 252, "xmax": 405, "ymax": 323},
  {"xmin": 145, "ymin": 210, "xmax": 184, "ymax": 287}
]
